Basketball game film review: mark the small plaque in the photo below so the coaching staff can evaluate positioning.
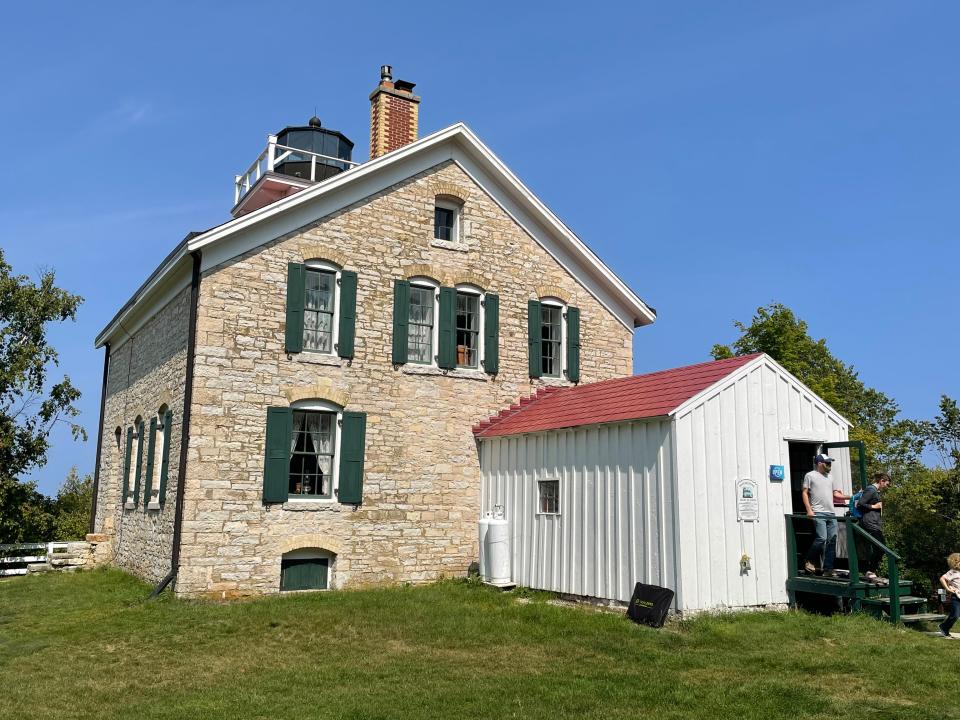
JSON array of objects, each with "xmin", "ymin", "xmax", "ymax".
[
  {"xmin": 737, "ymin": 478, "xmax": 760, "ymax": 522},
  {"xmin": 769, "ymin": 465, "xmax": 785, "ymax": 482}
]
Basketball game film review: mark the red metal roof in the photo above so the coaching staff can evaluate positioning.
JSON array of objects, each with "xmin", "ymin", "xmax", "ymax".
[{"xmin": 473, "ymin": 354, "xmax": 762, "ymax": 438}]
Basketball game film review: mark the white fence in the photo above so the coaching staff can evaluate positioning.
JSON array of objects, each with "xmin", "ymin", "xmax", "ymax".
[{"xmin": 0, "ymin": 541, "xmax": 94, "ymax": 576}]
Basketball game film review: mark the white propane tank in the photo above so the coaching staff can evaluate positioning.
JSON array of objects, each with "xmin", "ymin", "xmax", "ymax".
[
  {"xmin": 484, "ymin": 505, "xmax": 511, "ymax": 586},
  {"xmin": 478, "ymin": 511, "xmax": 493, "ymax": 581}
]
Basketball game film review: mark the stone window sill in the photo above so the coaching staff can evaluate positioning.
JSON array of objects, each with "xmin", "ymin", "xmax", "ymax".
[
  {"xmin": 282, "ymin": 499, "xmax": 342, "ymax": 512},
  {"xmin": 289, "ymin": 352, "xmax": 346, "ymax": 368},
  {"xmin": 534, "ymin": 376, "xmax": 572, "ymax": 388},
  {"xmin": 147, "ymin": 500, "xmax": 161, "ymax": 511},
  {"xmin": 401, "ymin": 365, "xmax": 489, "ymax": 381},
  {"xmin": 430, "ymin": 239, "xmax": 470, "ymax": 253},
  {"xmin": 124, "ymin": 500, "xmax": 135, "ymax": 510}
]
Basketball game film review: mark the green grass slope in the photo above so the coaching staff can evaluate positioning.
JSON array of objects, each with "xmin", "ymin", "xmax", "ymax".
[{"xmin": 0, "ymin": 569, "xmax": 956, "ymax": 719}]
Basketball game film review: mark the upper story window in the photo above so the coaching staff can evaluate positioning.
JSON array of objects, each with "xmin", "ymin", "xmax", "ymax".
[
  {"xmin": 528, "ymin": 298, "xmax": 581, "ymax": 383},
  {"xmin": 285, "ymin": 261, "xmax": 357, "ymax": 360},
  {"xmin": 433, "ymin": 199, "xmax": 461, "ymax": 243},
  {"xmin": 408, "ymin": 280, "xmax": 437, "ymax": 364},
  {"xmin": 540, "ymin": 302, "xmax": 564, "ymax": 377},
  {"xmin": 455, "ymin": 287, "xmax": 482, "ymax": 369},
  {"xmin": 304, "ymin": 266, "xmax": 336, "ymax": 353}
]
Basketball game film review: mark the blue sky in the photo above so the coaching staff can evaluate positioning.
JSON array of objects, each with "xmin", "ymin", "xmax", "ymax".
[{"xmin": 2, "ymin": 2, "xmax": 957, "ymax": 495}]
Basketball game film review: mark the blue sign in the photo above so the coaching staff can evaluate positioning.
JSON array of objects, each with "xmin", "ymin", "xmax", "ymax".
[{"xmin": 769, "ymin": 465, "xmax": 785, "ymax": 482}]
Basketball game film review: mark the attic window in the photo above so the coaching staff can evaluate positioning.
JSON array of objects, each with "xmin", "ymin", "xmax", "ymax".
[{"xmin": 433, "ymin": 198, "xmax": 461, "ymax": 243}]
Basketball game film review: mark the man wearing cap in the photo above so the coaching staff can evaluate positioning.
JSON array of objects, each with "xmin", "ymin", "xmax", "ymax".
[{"xmin": 802, "ymin": 453, "xmax": 848, "ymax": 578}]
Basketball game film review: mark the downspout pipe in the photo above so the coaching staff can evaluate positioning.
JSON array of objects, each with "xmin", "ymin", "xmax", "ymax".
[
  {"xmin": 88, "ymin": 343, "xmax": 111, "ymax": 534},
  {"xmin": 150, "ymin": 250, "xmax": 202, "ymax": 599}
]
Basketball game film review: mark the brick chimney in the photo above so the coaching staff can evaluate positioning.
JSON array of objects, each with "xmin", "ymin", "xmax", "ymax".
[{"xmin": 369, "ymin": 65, "xmax": 421, "ymax": 159}]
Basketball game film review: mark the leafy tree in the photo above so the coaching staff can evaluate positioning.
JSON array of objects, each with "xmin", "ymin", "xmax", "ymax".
[
  {"xmin": 52, "ymin": 467, "xmax": 93, "ymax": 541},
  {"xmin": 924, "ymin": 395, "xmax": 960, "ymax": 470},
  {"xmin": 0, "ymin": 248, "xmax": 84, "ymax": 542},
  {"xmin": 711, "ymin": 303, "xmax": 922, "ymax": 472}
]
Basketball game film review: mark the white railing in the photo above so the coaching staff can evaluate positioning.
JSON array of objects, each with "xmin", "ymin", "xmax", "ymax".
[
  {"xmin": 0, "ymin": 542, "xmax": 73, "ymax": 576},
  {"xmin": 234, "ymin": 135, "xmax": 360, "ymax": 206}
]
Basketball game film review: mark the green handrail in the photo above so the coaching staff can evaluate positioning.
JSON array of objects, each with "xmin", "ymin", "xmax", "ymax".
[
  {"xmin": 784, "ymin": 513, "xmax": 905, "ymax": 623},
  {"xmin": 852, "ymin": 521, "xmax": 902, "ymax": 622}
]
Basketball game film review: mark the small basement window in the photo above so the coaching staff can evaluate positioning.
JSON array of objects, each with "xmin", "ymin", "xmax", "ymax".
[
  {"xmin": 280, "ymin": 552, "xmax": 331, "ymax": 591},
  {"xmin": 538, "ymin": 479, "xmax": 560, "ymax": 515}
]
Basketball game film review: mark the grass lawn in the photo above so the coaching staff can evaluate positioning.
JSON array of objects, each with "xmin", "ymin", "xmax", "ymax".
[{"xmin": 0, "ymin": 570, "xmax": 956, "ymax": 720}]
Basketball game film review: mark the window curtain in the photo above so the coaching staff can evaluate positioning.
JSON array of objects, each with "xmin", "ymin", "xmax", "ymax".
[{"xmin": 291, "ymin": 412, "xmax": 304, "ymax": 454}]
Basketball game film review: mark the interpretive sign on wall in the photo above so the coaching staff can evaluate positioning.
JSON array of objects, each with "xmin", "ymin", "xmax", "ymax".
[{"xmin": 736, "ymin": 478, "xmax": 759, "ymax": 522}]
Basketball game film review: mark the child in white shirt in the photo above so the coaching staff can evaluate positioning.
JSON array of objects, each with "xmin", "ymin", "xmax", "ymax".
[{"xmin": 937, "ymin": 553, "xmax": 960, "ymax": 638}]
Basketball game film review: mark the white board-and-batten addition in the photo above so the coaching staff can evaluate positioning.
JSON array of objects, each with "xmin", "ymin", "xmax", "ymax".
[{"xmin": 476, "ymin": 354, "xmax": 852, "ymax": 613}]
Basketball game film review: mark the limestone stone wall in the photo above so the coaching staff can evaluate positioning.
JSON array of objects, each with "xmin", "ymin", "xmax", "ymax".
[
  {"xmin": 93, "ymin": 286, "xmax": 190, "ymax": 584},
  {"xmin": 175, "ymin": 160, "xmax": 635, "ymax": 597}
]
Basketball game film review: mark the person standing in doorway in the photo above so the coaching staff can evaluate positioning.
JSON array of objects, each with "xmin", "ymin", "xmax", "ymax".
[
  {"xmin": 802, "ymin": 453, "xmax": 848, "ymax": 578},
  {"xmin": 856, "ymin": 473, "xmax": 891, "ymax": 581}
]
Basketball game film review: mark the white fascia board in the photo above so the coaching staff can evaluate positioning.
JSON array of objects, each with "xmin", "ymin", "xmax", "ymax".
[{"xmin": 669, "ymin": 354, "xmax": 852, "ymax": 428}]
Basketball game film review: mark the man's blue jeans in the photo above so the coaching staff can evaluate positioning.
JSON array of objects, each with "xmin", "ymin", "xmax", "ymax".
[{"xmin": 806, "ymin": 512, "xmax": 838, "ymax": 571}]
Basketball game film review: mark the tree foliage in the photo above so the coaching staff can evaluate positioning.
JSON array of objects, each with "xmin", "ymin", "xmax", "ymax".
[
  {"xmin": 0, "ymin": 248, "xmax": 85, "ymax": 542},
  {"xmin": 52, "ymin": 467, "xmax": 94, "ymax": 541},
  {"xmin": 711, "ymin": 303, "xmax": 922, "ymax": 471}
]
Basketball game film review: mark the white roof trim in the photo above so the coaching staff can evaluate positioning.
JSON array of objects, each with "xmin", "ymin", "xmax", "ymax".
[
  {"xmin": 96, "ymin": 122, "xmax": 655, "ymax": 347},
  {"xmin": 669, "ymin": 353, "xmax": 852, "ymax": 427}
]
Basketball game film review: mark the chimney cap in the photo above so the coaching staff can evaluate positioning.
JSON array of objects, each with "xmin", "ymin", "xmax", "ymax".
[
  {"xmin": 380, "ymin": 65, "xmax": 393, "ymax": 82},
  {"xmin": 394, "ymin": 79, "xmax": 416, "ymax": 93}
]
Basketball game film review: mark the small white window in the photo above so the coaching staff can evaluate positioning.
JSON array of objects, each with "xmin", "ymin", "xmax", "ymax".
[
  {"xmin": 538, "ymin": 479, "xmax": 560, "ymax": 515},
  {"xmin": 434, "ymin": 200, "xmax": 460, "ymax": 242}
]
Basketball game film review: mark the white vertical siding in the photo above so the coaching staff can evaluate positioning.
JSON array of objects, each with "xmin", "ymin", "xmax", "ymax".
[
  {"xmin": 479, "ymin": 419, "xmax": 675, "ymax": 604},
  {"xmin": 672, "ymin": 359, "xmax": 850, "ymax": 612}
]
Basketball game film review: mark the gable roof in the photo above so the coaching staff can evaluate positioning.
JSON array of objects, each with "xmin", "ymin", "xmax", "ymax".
[
  {"xmin": 96, "ymin": 122, "xmax": 656, "ymax": 348},
  {"xmin": 473, "ymin": 354, "xmax": 763, "ymax": 438}
]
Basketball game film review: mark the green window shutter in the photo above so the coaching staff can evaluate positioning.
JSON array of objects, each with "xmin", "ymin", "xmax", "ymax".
[
  {"xmin": 566, "ymin": 306, "xmax": 581, "ymax": 383},
  {"xmin": 158, "ymin": 410, "xmax": 173, "ymax": 505},
  {"xmin": 337, "ymin": 270, "xmax": 358, "ymax": 359},
  {"xmin": 527, "ymin": 300, "xmax": 542, "ymax": 378},
  {"xmin": 133, "ymin": 422, "xmax": 144, "ymax": 506},
  {"xmin": 143, "ymin": 416, "xmax": 157, "ymax": 506},
  {"xmin": 483, "ymin": 293, "xmax": 499, "ymax": 374},
  {"xmin": 284, "ymin": 262, "xmax": 305, "ymax": 354},
  {"xmin": 263, "ymin": 407, "xmax": 292, "ymax": 503},
  {"xmin": 122, "ymin": 427, "xmax": 133, "ymax": 505},
  {"xmin": 437, "ymin": 286, "xmax": 456, "ymax": 369},
  {"xmin": 391, "ymin": 280, "xmax": 410, "ymax": 365},
  {"xmin": 338, "ymin": 411, "xmax": 367, "ymax": 504}
]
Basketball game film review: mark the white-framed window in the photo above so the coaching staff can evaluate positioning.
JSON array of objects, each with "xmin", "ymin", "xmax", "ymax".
[
  {"xmin": 539, "ymin": 298, "xmax": 566, "ymax": 378},
  {"xmin": 126, "ymin": 416, "xmax": 143, "ymax": 508},
  {"xmin": 408, "ymin": 277, "xmax": 439, "ymax": 365},
  {"xmin": 288, "ymin": 399, "xmax": 343, "ymax": 501},
  {"xmin": 434, "ymin": 199, "xmax": 461, "ymax": 242},
  {"xmin": 303, "ymin": 260, "xmax": 340, "ymax": 355},
  {"xmin": 538, "ymin": 479, "xmax": 560, "ymax": 515},
  {"xmin": 147, "ymin": 405, "xmax": 168, "ymax": 508},
  {"xmin": 455, "ymin": 284, "xmax": 484, "ymax": 369}
]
